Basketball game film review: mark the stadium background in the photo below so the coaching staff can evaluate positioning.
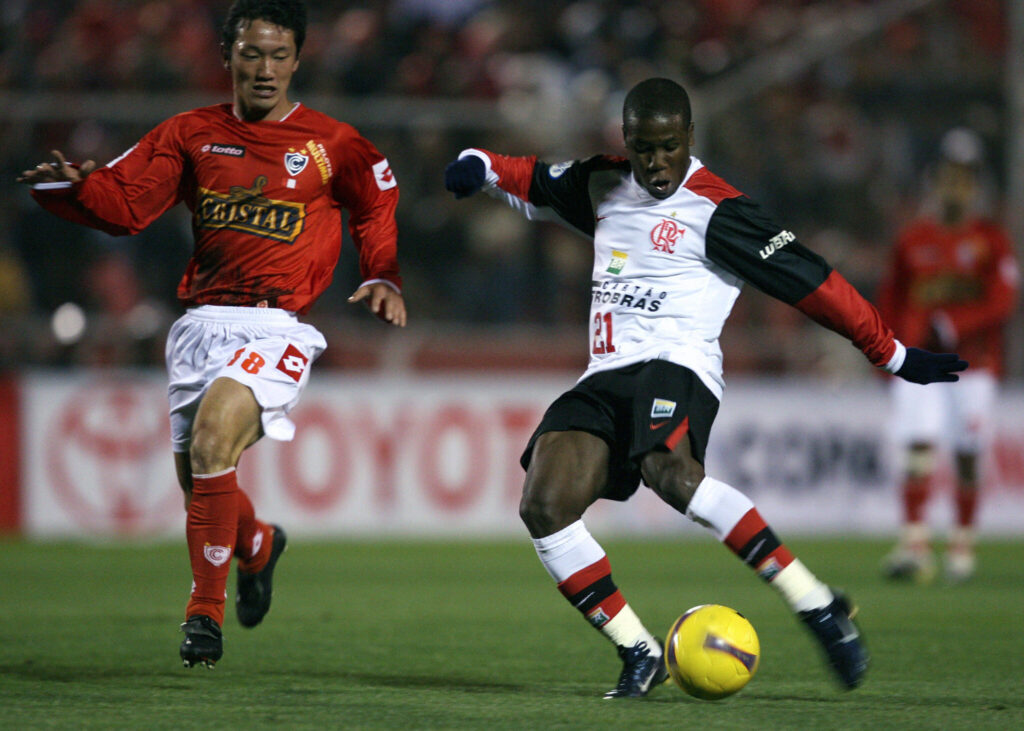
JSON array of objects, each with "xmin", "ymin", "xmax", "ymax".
[{"xmin": 1, "ymin": 0, "xmax": 1023, "ymax": 538}]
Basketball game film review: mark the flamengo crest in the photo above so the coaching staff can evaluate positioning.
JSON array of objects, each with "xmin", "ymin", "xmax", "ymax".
[{"xmin": 651, "ymin": 218, "xmax": 684, "ymax": 253}]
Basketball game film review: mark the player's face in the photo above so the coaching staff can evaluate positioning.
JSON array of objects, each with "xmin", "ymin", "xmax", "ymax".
[
  {"xmin": 935, "ymin": 160, "xmax": 978, "ymax": 224},
  {"xmin": 623, "ymin": 113, "xmax": 694, "ymax": 199},
  {"xmin": 228, "ymin": 19, "xmax": 300, "ymax": 122}
]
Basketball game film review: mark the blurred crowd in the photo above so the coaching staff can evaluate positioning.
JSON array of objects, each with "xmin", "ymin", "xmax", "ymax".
[{"xmin": 0, "ymin": 0, "xmax": 1012, "ymax": 374}]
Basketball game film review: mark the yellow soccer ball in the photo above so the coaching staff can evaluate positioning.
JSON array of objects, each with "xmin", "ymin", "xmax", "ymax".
[{"xmin": 664, "ymin": 604, "xmax": 760, "ymax": 700}]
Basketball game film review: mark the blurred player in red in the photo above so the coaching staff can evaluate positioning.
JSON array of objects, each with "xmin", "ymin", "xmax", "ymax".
[
  {"xmin": 878, "ymin": 128, "xmax": 1018, "ymax": 583},
  {"xmin": 18, "ymin": 0, "xmax": 406, "ymax": 666}
]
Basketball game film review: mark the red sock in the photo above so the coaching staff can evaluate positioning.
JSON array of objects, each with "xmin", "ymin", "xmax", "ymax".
[
  {"xmin": 723, "ymin": 508, "xmax": 795, "ymax": 582},
  {"xmin": 955, "ymin": 486, "xmax": 979, "ymax": 528},
  {"xmin": 185, "ymin": 469, "xmax": 239, "ymax": 626},
  {"xmin": 903, "ymin": 475, "xmax": 930, "ymax": 523},
  {"xmin": 235, "ymin": 488, "xmax": 273, "ymax": 574}
]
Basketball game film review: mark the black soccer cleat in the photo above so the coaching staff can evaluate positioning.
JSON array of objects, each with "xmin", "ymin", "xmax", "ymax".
[
  {"xmin": 236, "ymin": 524, "xmax": 287, "ymax": 628},
  {"xmin": 180, "ymin": 615, "xmax": 223, "ymax": 669},
  {"xmin": 798, "ymin": 591, "xmax": 868, "ymax": 689},
  {"xmin": 603, "ymin": 639, "xmax": 669, "ymax": 699}
]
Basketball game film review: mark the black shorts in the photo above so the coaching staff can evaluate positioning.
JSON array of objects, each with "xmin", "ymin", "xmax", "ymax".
[{"xmin": 520, "ymin": 360, "xmax": 720, "ymax": 501}]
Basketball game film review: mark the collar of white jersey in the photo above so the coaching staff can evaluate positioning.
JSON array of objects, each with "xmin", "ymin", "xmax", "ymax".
[{"xmin": 628, "ymin": 156, "xmax": 704, "ymax": 202}]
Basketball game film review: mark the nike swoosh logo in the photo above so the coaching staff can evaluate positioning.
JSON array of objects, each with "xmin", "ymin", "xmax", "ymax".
[
  {"xmin": 574, "ymin": 592, "xmax": 596, "ymax": 608},
  {"xmin": 743, "ymin": 538, "xmax": 766, "ymax": 563},
  {"xmin": 596, "ymin": 216, "xmax": 607, "ymax": 221},
  {"xmin": 649, "ymin": 421, "xmax": 669, "ymax": 430}
]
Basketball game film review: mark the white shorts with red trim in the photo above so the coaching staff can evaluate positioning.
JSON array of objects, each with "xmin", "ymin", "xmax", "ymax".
[
  {"xmin": 890, "ymin": 369, "xmax": 997, "ymax": 454},
  {"xmin": 165, "ymin": 305, "xmax": 327, "ymax": 452}
]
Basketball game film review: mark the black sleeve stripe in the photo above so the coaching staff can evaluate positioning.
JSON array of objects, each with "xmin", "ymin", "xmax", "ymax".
[
  {"xmin": 705, "ymin": 196, "xmax": 832, "ymax": 305},
  {"xmin": 528, "ymin": 155, "xmax": 629, "ymax": 237}
]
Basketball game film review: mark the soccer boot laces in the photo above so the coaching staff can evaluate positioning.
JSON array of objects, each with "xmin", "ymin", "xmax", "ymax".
[
  {"xmin": 798, "ymin": 591, "xmax": 868, "ymax": 689},
  {"xmin": 603, "ymin": 639, "xmax": 669, "ymax": 699},
  {"xmin": 180, "ymin": 615, "xmax": 223, "ymax": 669},
  {"xmin": 236, "ymin": 524, "xmax": 288, "ymax": 628}
]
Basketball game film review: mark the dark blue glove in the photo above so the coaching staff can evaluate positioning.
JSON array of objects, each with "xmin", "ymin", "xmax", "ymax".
[
  {"xmin": 895, "ymin": 347, "xmax": 968, "ymax": 384},
  {"xmin": 444, "ymin": 156, "xmax": 486, "ymax": 199}
]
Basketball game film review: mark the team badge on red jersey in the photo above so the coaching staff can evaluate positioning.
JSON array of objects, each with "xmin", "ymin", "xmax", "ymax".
[
  {"xmin": 285, "ymin": 150, "xmax": 309, "ymax": 176},
  {"xmin": 275, "ymin": 343, "xmax": 309, "ymax": 382}
]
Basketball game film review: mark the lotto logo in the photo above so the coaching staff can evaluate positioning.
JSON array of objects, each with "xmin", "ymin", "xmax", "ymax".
[
  {"xmin": 275, "ymin": 344, "xmax": 309, "ymax": 382},
  {"xmin": 208, "ymin": 143, "xmax": 246, "ymax": 157},
  {"xmin": 250, "ymin": 528, "xmax": 264, "ymax": 558},
  {"xmin": 372, "ymin": 158, "xmax": 397, "ymax": 190},
  {"xmin": 204, "ymin": 544, "xmax": 232, "ymax": 566}
]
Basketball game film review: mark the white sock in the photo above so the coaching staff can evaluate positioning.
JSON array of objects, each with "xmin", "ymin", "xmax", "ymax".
[
  {"xmin": 602, "ymin": 605, "xmax": 660, "ymax": 653},
  {"xmin": 685, "ymin": 476, "xmax": 755, "ymax": 539},
  {"xmin": 530, "ymin": 520, "xmax": 605, "ymax": 582},
  {"xmin": 532, "ymin": 521, "xmax": 657, "ymax": 650},
  {"xmin": 770, "ymin": 559, "xmax": 833, "ymax": 612}
]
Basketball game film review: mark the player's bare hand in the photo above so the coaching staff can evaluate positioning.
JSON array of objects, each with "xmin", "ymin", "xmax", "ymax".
[
  {"xmin": 17, "ymin": 150, "xmax": 96, "ymax": 185},
  {"xmin": 348, "ymin": 282, "xmax": 407, "ymax": 327}
]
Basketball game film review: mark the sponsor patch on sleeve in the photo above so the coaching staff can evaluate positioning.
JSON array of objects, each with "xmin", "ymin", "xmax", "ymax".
[{"xmin": 372, "ymin": 158, "xmax": 397, "ymax": 190}]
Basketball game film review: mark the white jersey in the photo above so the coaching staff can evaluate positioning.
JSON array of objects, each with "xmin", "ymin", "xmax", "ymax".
[{"xmin": 461, "ymin": 148, "xmax": 900, "ymax": 399}]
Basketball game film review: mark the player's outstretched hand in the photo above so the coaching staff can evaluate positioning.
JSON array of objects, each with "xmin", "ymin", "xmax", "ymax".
[
  {"xmin": 896, "ymin": 347, "xmax": 968, "ymax": 384},
  {"xmin": 444, "ymin": 156, "xmax": 486, "ymax": 198},
  {"xmin": 349, "ymin": 282, "xmax": 407, "ymax": 327},
  {"xmin": 17, "ymin": 150, "xmax": 96, "ymax": 185}
]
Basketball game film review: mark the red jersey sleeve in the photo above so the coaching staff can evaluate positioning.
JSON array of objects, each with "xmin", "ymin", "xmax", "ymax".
[
  {"xmin": 31, "ymin": 116, "xmax": 186, "ymax": 236},
  {"xmin": 331, "ymin": 132, "xmax": 401, "ymax": 290},
  {"xmin": 466, "ymin": 149, "xmax": 537, "ymax": 202}
]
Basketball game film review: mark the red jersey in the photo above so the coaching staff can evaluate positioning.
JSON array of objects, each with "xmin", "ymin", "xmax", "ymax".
[
  {"xmin": 31, "ymin": 103, "xmax": 400, "ymax": 314},
  {"xmin": 877, "ymin": 216, "xmax": 1018, "ymax": 374}
]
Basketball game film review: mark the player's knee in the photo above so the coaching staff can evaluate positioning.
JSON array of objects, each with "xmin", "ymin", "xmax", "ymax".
[
  {"xmin": 188, "ymin": 425, "xmax": 235, "ymax": 475},
  {"xmin": 519, "ymin": 476, "xmax": 585, "ymax": 537},
  {"xmin": 906, "ymin": 443, "xmax": 935, "ymax": 479},
  {"xmin": 642, "ymin": 450, "xmax": 705, "ymax": 513},
  {"xmin": 519, "ymin": 482, "xmax": 562, "ymax": 536}
]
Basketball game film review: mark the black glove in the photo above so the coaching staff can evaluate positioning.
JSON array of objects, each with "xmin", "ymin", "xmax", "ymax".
[
  {"xmin": 895, "ymin": 347, "xmax": 968, "ymax": 384},
  {"xmin": 444, "ymin": 156, "xmax": 486, "ymax": 199}
]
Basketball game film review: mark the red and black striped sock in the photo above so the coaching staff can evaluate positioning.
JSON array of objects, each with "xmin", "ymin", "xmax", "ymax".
[
  {"xmin": 557, "ymin": 556, "xmax": 626, "ymax": 628},
  {"xmin": 723, "ymin": 507, "xmax": 795, "ymax": 582}
]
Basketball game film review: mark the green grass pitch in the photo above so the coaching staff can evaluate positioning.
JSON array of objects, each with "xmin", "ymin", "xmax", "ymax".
[{"xmin": 2, "ymin": 537, "xmax": 1022, "ymax": 729}]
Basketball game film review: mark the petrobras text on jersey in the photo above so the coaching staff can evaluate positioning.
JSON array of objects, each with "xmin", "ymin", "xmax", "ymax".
[{"xmin": 591, "ymin": 279, "xmax": 667, "ymax": 311}]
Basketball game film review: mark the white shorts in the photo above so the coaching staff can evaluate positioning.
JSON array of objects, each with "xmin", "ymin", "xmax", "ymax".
[
  {"xmin": 890, "ymin": 369, "xmax": 997, "ymax": 454},
  {"xmin": 165, "ymin": 305, "xmax": 327, "ymax": 452}
]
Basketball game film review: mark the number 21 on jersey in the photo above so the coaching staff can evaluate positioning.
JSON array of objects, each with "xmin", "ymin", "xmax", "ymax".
[{"xmin": 592, "ymin": 312, "xmax": 616, "ymax": 354}]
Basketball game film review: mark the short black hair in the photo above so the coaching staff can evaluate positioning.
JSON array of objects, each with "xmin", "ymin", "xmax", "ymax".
[
  {"xmin": 221, "ymin": 0, "xmax": 307, "ymax": 60},
  {"xmin": 623, "ymin": 78, "xmax": 692, "ymax": 128}
]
